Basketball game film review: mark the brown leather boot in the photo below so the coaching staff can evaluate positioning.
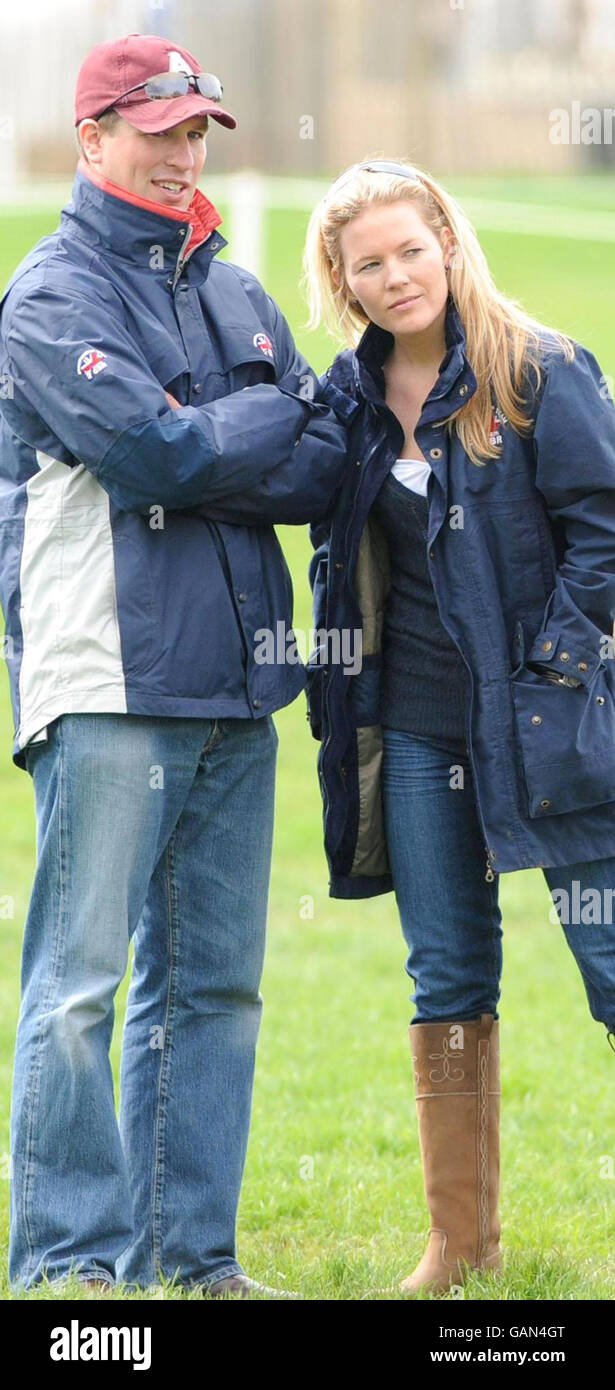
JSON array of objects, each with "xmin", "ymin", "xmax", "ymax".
[{"xmin": 401, "ymin": 1012, "xmax": 502, "ymax": 1296}]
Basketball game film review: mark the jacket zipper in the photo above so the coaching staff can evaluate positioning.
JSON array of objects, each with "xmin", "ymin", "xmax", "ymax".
[
  {"xmin": 169, "ymin": 231, "xmax": 250, "ymax": 673},
  {"xmin": 466, "ymin": 684, "xmax": 496, "ymax": 884},
  {"xmin": 170, "ymin": 224, "xmax": 194, "ymax": 291},
  {"xmin": 165, "ymin": 229, "xmax": 269, "ymax": 719},
  {"xmin": 171, "ymin": 220, "xmax": 222, "ymax": 292}
]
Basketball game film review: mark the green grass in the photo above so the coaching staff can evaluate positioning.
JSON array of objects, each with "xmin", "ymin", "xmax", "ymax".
[{"xmin": 1, "ymin": 177, "xmax": 614, "ymax": 1300}]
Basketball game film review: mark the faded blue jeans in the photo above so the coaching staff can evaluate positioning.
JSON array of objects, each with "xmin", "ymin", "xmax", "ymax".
[
  {"xmin": 9, "ymin": 711, "xmax": 278, "ymax": 1293},
  {"xmin": 381, "ymin": 728, "xmax": 615, "ymax": 1038}
]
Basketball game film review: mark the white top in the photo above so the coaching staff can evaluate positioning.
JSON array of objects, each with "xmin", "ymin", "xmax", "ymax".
[{"xmin": 391, "ymin": 456, "xmax": 432, "ymax": 497}]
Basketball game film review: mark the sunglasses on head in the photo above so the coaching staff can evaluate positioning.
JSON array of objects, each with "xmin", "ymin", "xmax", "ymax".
[
  {"xmin": 104, "ymin": 70, "xmax": 224, "ymax": 113},
  {"xmin": 325, "ymin": 160, "xmax": 423, "ymax": 201}
]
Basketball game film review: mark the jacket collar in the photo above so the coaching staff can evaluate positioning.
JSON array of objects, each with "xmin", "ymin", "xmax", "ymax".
[
  {"xmin": 353, "ymin": 294, "xmax": 477, "ymax": 422},
  {"xmin": 61, "ymin": 162, "xmax": 227, "ymax": 286}
]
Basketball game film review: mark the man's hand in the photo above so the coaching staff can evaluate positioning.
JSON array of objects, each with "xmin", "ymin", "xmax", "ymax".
[{"xmin": 165, "ymin": 391, "xmax": 181, "ymax": 409}]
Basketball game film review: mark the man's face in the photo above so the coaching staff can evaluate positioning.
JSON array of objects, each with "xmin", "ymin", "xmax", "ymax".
[{"xmin": 93, "ymin": 114, "xmax": 208, "ymax": 210}]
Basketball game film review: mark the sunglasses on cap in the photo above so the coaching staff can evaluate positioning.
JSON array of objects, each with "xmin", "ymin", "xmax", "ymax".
[
  {"xmin": 110, "ymin": 70, "xmax": 224, "ymax": 109},
  {"xmin": 325, "ymin": 160, "xmax": 423, "ymax": 201}
]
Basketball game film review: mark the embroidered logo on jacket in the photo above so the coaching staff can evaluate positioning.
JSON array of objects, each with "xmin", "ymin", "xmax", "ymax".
[
  {"xmin": 489, "ymin": 406, "xmax": 507, "ymax": 446},
  {"xmin": 77, "ymin": 348, "xmax": 108, "ymax": 380},
  {"xmin": 253, "ymin": 332, "xmax": 274, "ymax": 359}
]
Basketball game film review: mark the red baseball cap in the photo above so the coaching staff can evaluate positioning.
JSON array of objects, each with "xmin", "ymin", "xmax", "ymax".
[{"xmin": 74, "ymin": 33, "xmax": 237, "ymax": 132}]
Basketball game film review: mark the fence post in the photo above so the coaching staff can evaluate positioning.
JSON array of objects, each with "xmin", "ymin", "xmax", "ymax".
[{"xmin": 227, "ymin": 169, "xmax": 265, "ymax": 278}]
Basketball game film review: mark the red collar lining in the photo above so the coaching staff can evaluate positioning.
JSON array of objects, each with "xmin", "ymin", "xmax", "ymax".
[{"xmin": 78, "ymin": 158, "xmax": 222, "ymax": 255}]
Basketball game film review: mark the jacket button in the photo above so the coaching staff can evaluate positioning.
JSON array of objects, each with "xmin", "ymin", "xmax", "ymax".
[
  {"xmin": 253, "ymin": 699, "xmax": 262, "ymax": 709},
  {"xmin": 578, "ymin": 661, "xmax": 588, "ymax": 671},
  {"xmin": 193, "ymin": 383, "xmax": 202, "ymax": 393},
  {"xmin": 459, "ymin": 384, "xmax": 468, "ymax": 396},
  {"xmin": 559, "ymin": 651, "xmax": 570, "ymax": 662},
  {"xmin": 540, "ymin": 640, "xmax": 552, "ymax": 652},
  {"xmin": 430, "ymin": 447, "xmax": 443, "ymax": 459},
  {"xmin": 429, "ymin": 549, "xmax": 434, "ymax": 559},
  {"xmin": 334, "ymin": 562, "xmax": 344, "ymax": 571},
  {"xmin": 597, "ymin": 695, "xmax": 605, "ymax": 705},
  {"xmin": 531, "ymin": 714, "xmax": 542, "ymax": 724},
  {"xmin": 540, "ymin": 799, "xmax": 551, "ymax": 809},
  {"xmin": 238, "ymin": 592, "xmax": 247, "ymax": 602}
]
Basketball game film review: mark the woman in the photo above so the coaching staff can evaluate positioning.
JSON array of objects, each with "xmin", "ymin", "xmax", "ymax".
[{"xmin": 302, "ymin": 159, "xmax": 615, "ymax": 1296}]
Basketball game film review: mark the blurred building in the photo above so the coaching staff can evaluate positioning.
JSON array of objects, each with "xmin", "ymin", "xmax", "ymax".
[{"xmin": 0, "ymin": 0, "xmax": 614, "ymax": 184}]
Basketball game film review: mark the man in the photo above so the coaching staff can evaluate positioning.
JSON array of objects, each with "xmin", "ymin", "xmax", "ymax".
[{"xmin": 0, "ymin": 32, "xmax": 345, "ymax": 1297}]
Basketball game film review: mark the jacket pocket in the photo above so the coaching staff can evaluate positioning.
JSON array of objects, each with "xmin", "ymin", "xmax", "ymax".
[{"xmin": 510, "ymin": 660, "xmax": 615, "ymax": 817}]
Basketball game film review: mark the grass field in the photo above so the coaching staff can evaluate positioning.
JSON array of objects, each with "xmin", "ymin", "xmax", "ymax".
[{"xmin": 0, "ymin": 176, "xmax": 614, "ymax": 1301}]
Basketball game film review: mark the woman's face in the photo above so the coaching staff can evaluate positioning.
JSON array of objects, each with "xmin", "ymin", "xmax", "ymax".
[{"xmin": 338, "ymin": 201, "xmax": 453, "ymax": 339}]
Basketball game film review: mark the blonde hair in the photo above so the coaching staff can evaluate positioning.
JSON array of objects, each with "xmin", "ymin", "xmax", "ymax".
[{"xmin": 302, "ymin": 158, "xmax": 575, "ymax": 465}]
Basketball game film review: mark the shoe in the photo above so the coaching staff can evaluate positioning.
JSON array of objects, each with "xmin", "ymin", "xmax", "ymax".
[
  {"xmin": 205, "ymin": 1274, "xmax": 299, "ymax": 1300},
  {"xmin": 401, "ymin": 1012, "xmax": 502, "ymax": 1296}
]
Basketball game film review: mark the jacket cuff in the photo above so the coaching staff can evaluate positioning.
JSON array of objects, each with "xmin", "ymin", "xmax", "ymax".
[
  {"xmin": 328, "ymin": 871, "xmax": 394, "ymax": 899},
  {"xmin": 276, "ymin": 382, "xmax": 329, "ymax": 418},
  {"xmin": 525, "ymin": 629, "xmax": 604, "ymax": 687},
  {"xmin": 319, "ymin": 376, "xmax": 361, "ymax": 422}
]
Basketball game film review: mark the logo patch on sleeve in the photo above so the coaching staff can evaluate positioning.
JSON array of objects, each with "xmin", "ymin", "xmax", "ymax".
[
  {"xmin": 77, "ymin": 348, "xmax": 108, "ymax": 380},
  {"xmin": 253, "ymin": 332, "xmax": 274, "ymax": 359}
]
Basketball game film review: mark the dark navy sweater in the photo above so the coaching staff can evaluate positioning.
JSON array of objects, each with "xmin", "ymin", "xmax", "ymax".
[{"xmin": 370, "ymin": 469, "xmax": 470, "ymax": 749}]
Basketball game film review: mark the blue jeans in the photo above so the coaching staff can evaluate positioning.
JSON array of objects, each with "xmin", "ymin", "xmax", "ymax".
[
  {"xmin": 9, "ymin": 711, "xmax": 278, "ymax": 1293},
  {"xmin": 381, "ymin": 728, "xmax": 615, "ymax": 1035}
]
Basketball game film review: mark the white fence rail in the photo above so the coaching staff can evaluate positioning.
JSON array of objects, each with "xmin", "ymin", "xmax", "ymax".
[{"xmin": 2, "ymin": 173, "xmax": 615, "ymax": 282}]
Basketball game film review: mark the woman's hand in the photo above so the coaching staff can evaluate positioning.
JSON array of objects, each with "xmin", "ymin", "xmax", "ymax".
[{"xmin": 165, "ymin": 391, "xmax": 181, "ymax": 409}]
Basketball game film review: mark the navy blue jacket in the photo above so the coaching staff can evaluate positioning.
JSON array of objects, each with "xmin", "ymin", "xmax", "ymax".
[
  {"xmin": 307, "ymin": 297, "xmax": 615, "ymax": 896},
  {"xmin": 0, "ymin": 167, "xmax": 347, "ymax": 768}
]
